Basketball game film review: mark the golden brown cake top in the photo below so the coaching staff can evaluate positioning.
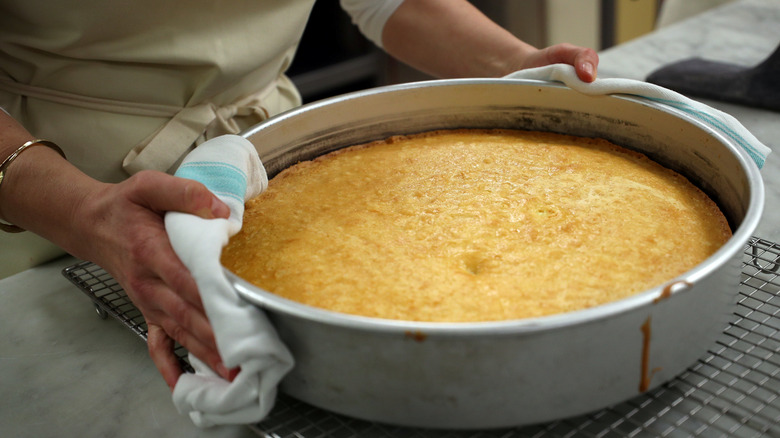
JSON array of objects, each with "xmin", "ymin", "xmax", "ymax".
[{"xmin": 221, "ymin": 129, "xmax": 731, "ymax": 322}]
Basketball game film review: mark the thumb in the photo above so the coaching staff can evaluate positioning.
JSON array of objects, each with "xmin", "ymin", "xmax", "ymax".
[
  {"xmin": 129, "ymin": 170, "xmax": 231, "ymax": 219},
  {"xmin": 183, "ymin": 181, "xmax": 231, "ymax": 220}
]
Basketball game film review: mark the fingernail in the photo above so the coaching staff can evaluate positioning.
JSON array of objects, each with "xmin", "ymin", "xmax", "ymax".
[
  {"xmin": 216, "ymin": 362, "xmax": 230, "ymax": 379},
  {"xmin": 582, "ymin": 62, "xmax": 595, "ymax": 80},
  {"xmin": 211, "ymin": 196, "xmax": 230, "ymax": 218},
  {"xmin": 194, "ymin": 207, "xmax": 215, "ymax": 220},
  {"xmin": 216, "ymin": 363, "xmax": 240, "ymax": 382}
]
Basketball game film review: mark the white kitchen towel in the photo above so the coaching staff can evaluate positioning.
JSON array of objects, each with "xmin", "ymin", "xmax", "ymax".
[
  {"xmin": 165, "ymin": 134, "xmax": 294, "ymax": 427},
  {"xmin": 504, "ymin": 64, "xmax": 771, "ymax": 169}
]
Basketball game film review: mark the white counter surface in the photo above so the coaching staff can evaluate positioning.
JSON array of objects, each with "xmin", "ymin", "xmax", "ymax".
[
  {"xmin": 1, "ymin": 0, "xmax": 778, "ymax": 436},
  {"xmin": 0, "ymin": 257, "xmax": 257, "ymax": 438}
]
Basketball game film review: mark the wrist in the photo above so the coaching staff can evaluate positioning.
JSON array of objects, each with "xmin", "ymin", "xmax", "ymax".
[
  {"xmin": 0, "ymin": 140, "xmax": 67, "ymax": 232},
  {"xmin": 494, "ymin": 44, "xmax": 538, "ymax": 77},
  {"xmin": 0, "ymin": 144, "xmax": 95, "ymax": 251}
]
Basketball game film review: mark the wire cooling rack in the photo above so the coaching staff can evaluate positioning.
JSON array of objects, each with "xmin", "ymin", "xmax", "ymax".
[{"xmin": 62, "ymin": 237, "xmax": 780, "ymax": 438}]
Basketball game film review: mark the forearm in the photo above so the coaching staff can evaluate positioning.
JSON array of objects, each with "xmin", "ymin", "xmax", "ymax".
[
  {"xmin": 0, "ymin": 111, "xmax": 102, "ymax": 258},
  {"xmin": 382, "ymin": 0, "xmax": 535, "ymax": 78},
  {"xmin": 1, "ymin": 109, "xmax": 234, "ymax": 388}
]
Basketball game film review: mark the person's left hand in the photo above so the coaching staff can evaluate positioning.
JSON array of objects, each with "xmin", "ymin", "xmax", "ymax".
[{"xmin": 520, "ymin": 43, "xmax": 600, "ymax": 82}]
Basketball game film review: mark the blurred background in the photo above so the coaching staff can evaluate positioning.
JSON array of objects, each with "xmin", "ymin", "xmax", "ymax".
[{"xmin": 287, "ymin": 0, "xmax": 735, "ymax": 103}]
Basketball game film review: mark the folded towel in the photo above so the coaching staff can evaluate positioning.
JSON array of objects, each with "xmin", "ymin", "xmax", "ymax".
[
  {"xmin": 504, "ymin": 64, "xmax": 771, "ymax": 169},
  {"xmin": 165, "ymin": 134, "xmax": 294, "ymax": 427}
]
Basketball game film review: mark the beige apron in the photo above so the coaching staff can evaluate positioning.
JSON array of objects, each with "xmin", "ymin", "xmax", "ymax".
[{"xmin": 0, "ymin": 0, "xmax": 316, "ymax": 277}]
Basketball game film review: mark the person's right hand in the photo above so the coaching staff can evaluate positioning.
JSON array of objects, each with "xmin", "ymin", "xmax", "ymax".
[{"xmin": 72, "ymin": 170, "xmax": 233, "ymax": 389}]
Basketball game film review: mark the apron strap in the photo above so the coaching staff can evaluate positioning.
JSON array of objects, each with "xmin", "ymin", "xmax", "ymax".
[
  {"xmin": 0, "ymin": 76, "xmax": 181, "ymax": 117},
  {"xmin": 122, "ymin": 103, "xmax": 216, "ymax": 174},
  {"xmin": 0, "ymin": 74, "xmax": 281, "ymax": 175},
  {"xmin": 123, "ymin": 82, "xmax": 276, "ymax": 174}
]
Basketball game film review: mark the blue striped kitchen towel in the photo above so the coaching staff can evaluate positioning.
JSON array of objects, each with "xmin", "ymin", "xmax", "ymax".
[
  {"xmin": 165, "ymin": 134, "xmax": 294, "ymax": 427},
  {"xmin": 173, "ymin": 135, "xmax": 268, "ymax": 226},
  {"xmin": 505, "ymin": 64, "xmax": 771, "ymax": 169}
]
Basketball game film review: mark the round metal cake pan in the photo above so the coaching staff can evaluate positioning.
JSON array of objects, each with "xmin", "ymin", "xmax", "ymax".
[{"xmin": 232, "ymin": 79, "xmax": 764, "ymax": 429}]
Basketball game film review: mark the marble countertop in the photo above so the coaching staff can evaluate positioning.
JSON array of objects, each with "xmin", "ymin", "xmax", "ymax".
[
  {"xmin": 1, "ymin": 0, "xmax": 778, "ymax": 437},
  {"xmin": 0, "ymin": 257, "xmax": 257, "ymax": 438}
]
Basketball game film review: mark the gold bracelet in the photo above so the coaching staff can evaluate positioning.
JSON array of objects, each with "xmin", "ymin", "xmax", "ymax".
[{"xmin": 0, "ymin": 139, "xmax": 66, "ymax": 233}]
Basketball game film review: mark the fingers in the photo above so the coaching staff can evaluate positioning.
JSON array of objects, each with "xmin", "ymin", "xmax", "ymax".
[
  {"xmin": 127, "ymin": 170, "xmax": 230, "ymax": 220},
  {"xmin": 109, "ymin": 214, "xmax": 224, "ymax": 384},
  {"xmin": 573, "ymin": 48, "xmax": 599, "ymax": 82},
  {"xmin": 148, "ymin": 323, "xmax": 237, "ymax": 390},
  {"xmin": 148, "ymin": 323, "xmax": 183, "ymax": 390},
  {"xmin": 142, "ymin": 278, "xmax": 234, "ymax": 384},
  {"xmin": 128, "ymin": 238, "xmax": 237, "ymax": 384},
  {"xmin": 92, "ymin": 170, "xmax": 237, "ymax": 388},
  {"xmin": 127, "ymin": 249, "xmax": 233, "ymax": 379},
  {"xmin": 530, "ymin": 43, "xmax": 599, "ymax": 82},
  {"xmin": 153, "ymin": 283, "xmax": 219, "ymax": 365},
  {"xmin": 122, "ymin": 216, "xmax": 205, "ymax": 312}
]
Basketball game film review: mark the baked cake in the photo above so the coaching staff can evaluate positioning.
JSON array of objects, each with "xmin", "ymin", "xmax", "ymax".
[{"xmin": 221, "ymin": 129, "xmax": 731, "ymax": 322}]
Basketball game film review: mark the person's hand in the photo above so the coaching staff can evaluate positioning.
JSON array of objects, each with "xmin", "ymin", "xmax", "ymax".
[
  {"xmin": 75, "ymin": 170, "xmax": 233, "ymax": 389},
  {"xmin": 519, "ymin": 43, "xmax": 600, "ymax": 82},
  {"xmin": 381, "ymin": 0, "xmax": 600, "ymax": 81}
]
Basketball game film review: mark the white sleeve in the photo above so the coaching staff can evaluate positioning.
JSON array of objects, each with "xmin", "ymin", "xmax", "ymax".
[{"xmin": 339, "ymin": 0, "xmax": 404, "ymax": 48}]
